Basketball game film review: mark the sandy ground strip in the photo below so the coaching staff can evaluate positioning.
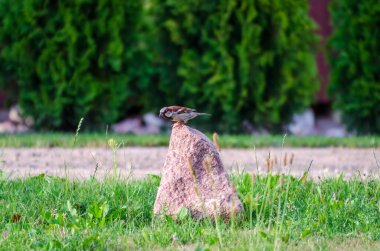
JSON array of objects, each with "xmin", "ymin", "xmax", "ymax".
[{"xmin": 0, "ymin": 147, "xmax": 379, "ymax": 179}]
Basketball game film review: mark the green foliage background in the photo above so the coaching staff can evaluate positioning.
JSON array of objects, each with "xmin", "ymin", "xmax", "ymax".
[
  {"xmin": 328, "ymin": 0, "xmax": 380, "ymax": 134},
  {"xmin": 0, "ymin": 0, "xmax": 320, "ymax": 132},
  {"xmin": 0, "ymin": 0, "xmax": 143, "ymax": 130},
  {"xmin": 149, "ymin": 0, "xmax": 319, "ymax": 132}
]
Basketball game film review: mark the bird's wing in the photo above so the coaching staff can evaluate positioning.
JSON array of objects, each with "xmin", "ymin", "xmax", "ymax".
[{"xmin": 168, "ymin": 106, "xmax": 196, "ymax": 114}]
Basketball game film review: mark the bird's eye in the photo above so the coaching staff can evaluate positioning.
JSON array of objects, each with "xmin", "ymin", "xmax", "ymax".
[{"xmin": 165, "ymin": 111, "xmax": 172, "ymax": 117}]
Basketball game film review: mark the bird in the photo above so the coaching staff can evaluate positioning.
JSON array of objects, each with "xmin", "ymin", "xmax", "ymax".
[{"xmin": 159, "ymin": 106, "xmax": 210, "ymax": 124}]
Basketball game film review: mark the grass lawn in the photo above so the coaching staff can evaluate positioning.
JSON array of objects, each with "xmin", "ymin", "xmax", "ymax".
[
  {"xmin": 0, "ymin": 173, "xmax": 379, "ymax": 250},
  {"xmin": 1, "ymin": 133, "xmax": 380, "ymax": 148}
]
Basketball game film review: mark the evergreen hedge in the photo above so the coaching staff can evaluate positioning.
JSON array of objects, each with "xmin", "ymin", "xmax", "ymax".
[
  {"xmin": 328, "ymin": 0, "xmax": 380, "ymax": 134},
  {"xmin": 0, "ymin": 0, "xmax": 320, "ymax": 132},
  {"xmin": 0, "ymin": 0, "xmax": 143, "ymax": 130},
  {"xmin": 149, "ymin": 0, "xmax": 319, "ymax": 132}
]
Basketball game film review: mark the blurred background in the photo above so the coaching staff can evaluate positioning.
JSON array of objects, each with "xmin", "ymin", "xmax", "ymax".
[{"xmin": 0, "ymin": 0, "xmax": 379, "ymax": 136}]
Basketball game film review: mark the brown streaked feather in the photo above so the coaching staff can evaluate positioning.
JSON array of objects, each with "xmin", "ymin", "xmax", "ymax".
[{"xmin": 167, "ymin": 106, "xmax": 196, "ymax": 114}]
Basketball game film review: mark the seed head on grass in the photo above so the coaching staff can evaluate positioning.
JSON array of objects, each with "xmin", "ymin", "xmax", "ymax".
[
  {"xmin": 278, "ymin": 175, "xmax": 284, "ymax": 187},
  {"xmin": 108, "ymin": 138, "xmax": 117, "ymax": 149},
  {"xmin": 274, "ymin": 155, "xmax": 278, "ymax": 166},
  {"xmin": 282, "ymin": 152, "xmax": 288, "ymax": 167},
  {"xmin": 213, "ymin": 132, "xmax": 221, "ymax": 152},
  {"xmin": 108, "ymin": 138, "xmax": 119, "ymax": 178},
  {"xmin": 300, "ymin": 160, "xmax": 313, "ymax": 183},
  {"xmin": 265, "ymin": 158, "xmax": 270, "ymax": 173},
  {"xmin": 90, "ymin": 151, "xmax": 102, "ymax": 179},
  {"xmin": 203, "ymin": 154, "xmax": 213, "ymax": 175},
  {"xmin": 289, "ymin": 153, "xmax": 294, "ymax": 165},
  {"xmin": 251, "ymin": 173, "xmax": 256, "ymax": 185},
  {"xmin": 187, "ymin": 158, "xmax": 201, "ymax": 200},
  {"xmin": 73, "ymin": 117, "xmax": 84, "ymax": 146},
  {"xmin": 265, "ymin": 153, "xmax": 274, "ymax": 173}
]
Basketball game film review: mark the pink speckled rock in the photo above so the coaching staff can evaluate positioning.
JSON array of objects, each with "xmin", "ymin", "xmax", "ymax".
[{"xmin": 154, "ymin": 123, "xmax": 243, "ymax": 219}]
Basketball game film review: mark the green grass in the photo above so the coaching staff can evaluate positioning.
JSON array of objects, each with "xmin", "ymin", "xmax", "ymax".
[
  {"xmin": 1, "ymin": 133, "xmax": 380, "ymax": 148},
  {"xmin": 0, "ymin": 173, "xmax": 379, "ymax": 250}
]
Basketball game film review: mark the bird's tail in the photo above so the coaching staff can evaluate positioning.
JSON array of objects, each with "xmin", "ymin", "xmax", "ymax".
[{"xmin": 197, "ymin": 113, "xmax": 211, "ymax": 116}]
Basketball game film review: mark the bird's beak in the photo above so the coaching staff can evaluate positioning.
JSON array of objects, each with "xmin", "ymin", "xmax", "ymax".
[{"xmin": 159, "ymin": 113, "xmax": 163, "ymax": 118}]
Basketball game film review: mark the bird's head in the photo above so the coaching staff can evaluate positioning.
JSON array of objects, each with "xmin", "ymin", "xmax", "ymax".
[{"xmin": 159, "ymin": 107, "xmax": 171, "ymax": 119}]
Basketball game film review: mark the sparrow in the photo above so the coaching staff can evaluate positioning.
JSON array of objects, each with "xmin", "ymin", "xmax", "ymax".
[{"xmin": 159, "ymin": 106, "xmax": 210, "ymax": 123}]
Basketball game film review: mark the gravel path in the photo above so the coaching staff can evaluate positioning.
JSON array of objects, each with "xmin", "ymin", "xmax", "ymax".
[{"xmin": 1, "ymin": 147, "xmax": 379, "ymax": 179}]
